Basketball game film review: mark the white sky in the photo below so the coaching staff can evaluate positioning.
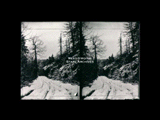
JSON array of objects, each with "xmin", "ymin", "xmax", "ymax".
[{"xmin": 22, "ymin": 22, "xmax": 128, "ymax": 60}]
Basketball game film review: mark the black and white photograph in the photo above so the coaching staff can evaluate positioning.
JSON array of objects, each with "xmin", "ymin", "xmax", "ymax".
[{"xmin": 20, "ymin": 21, "xmax": 140, "ymax": 100}]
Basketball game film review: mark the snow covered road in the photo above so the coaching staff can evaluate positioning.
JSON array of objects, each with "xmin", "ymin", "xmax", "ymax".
[
  {"xmin": 21, "ymin": 76, "xmax": 79, "ymax": 100},
  {"xmin": 82, "ymin": 76, "xmax": 139, "ymax": 100},
  {"xmin": 21, "ymin": 76, "xmax": 139, "ymax": 100}
]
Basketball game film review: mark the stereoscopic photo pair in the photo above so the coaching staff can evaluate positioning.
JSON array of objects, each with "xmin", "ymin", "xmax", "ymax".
[{"xmin": 21, "ymin": 21, "xmax": 140, "ymax": 100}]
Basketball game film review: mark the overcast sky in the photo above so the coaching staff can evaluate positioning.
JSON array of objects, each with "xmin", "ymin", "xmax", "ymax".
[{"xmin": 22, "ymin": 22, "xmax": 127, "ymax": 60}]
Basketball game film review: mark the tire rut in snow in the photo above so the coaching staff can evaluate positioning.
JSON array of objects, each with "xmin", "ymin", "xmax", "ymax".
[
  {"xmin": 21, "ymin": 89, "xmax": 34, "ymax": 98},
  {"xmin": 82, "ymin": 90, "xmax": 95, "ymax": 99},
  {"xmin": 21, "ymin": 76, "xmax": 79, "ymax": 100},
  {"xmin": 83, "ymin": 76, "xmax": 139, "ymax": 100}
]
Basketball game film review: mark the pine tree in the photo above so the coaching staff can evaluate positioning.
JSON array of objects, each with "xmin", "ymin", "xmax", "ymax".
[
  {"xmin": 124, "ymin": 22, "xmax": 140, "ymax": 81},
  {"xmin": 21, "ymin": 23, "xmax": 29, "ymax": 83},
  {"xmin": 64, "ymin": 22, "xmax": 92, "ymax": 81},
  {"xmin": 124, "ymin": 22, "xmax": 136, "ymax": 53},
  {"xmin": 125, "ymin": 38, "xmax": 128, "ymax": 53},
  {"xmin": 133, "ymin": 22, "xmax": 140, "ymax": 52},
  {"xmin": 64, "ymin": 22, "xmax": 76, "ymax": 53}
]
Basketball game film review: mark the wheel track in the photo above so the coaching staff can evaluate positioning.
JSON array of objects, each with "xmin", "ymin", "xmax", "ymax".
[
  {"xmin": 21, "ymin": 76, "xmax": 79, "ymax": 100},
  {"xmin": 83, "ymin": 76, "xmax": 139, "ymax": 100}
]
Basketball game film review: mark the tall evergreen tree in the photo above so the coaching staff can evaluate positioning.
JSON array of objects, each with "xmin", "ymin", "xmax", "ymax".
[
  {"xmin": 124, "ymin": 22, "xmax": 140, "ymax": 80},
  {"xmin": 64, "ymin": 21, "xmax": 93, "ymax": 82},
  {"xmin": 133, "ymin": 22, "xmax": 140, "ymax": 52},
  {"xmin": 124, "ymin": 22, "xmax": 136, "ymax": 53},
  {"xmin": 21, "ymin": 23, "xmax": 29, "ymax": 82},
  {"xmin": 64, "ymin": 22, "xmax": 76, "ymax": 53}
]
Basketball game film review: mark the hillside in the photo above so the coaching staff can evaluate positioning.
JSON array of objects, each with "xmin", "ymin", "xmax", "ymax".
[{"xmin": 102, "ymin": 50, "xmax": 139, "ymax": 83}]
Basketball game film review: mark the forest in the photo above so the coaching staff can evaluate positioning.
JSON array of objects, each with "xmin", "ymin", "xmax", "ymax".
[{"xmin": 21, "ymin": 21, "xmax": 140, "ymax": 100}]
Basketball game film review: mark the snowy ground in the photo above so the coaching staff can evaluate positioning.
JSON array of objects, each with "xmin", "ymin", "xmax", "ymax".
[
  {"xmin": 21, "ymin": 76, "xmax": 139, "ymax": 100},
  {"xmin": 21, "ymin": 76, "xmax": 79, "ymax": 100},
  {"xmin": 82, "ymin": 76, "xmax": 139, "ymax": 100}
]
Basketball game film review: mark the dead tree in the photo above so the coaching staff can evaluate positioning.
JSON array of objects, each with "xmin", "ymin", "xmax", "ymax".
[
  {"xmin": 119, "ymin": 32, "xmax": 123, "ymax": 56},
  {"xmin": 30, "ymin": 36, "xmax": 46, "ymax": 78},
  {"xmin": 89, "ymin": 35, "xmax": 106, "ymax": 77},
  {"xmin": 59, "ymin": 33, "xmax": 62, "ymax": 57}
]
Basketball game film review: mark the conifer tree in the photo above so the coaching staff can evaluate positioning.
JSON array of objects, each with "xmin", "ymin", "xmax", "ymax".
[
  {"xmin": 21, "ymin": 23, "xmax": 29, "ymax": 83},
  {"xmin": 124, "ymin": 22, "xmax": 136, "ymax": 53}
]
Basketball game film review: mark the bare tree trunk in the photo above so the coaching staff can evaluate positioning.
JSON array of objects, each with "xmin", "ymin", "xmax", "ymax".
[
  {"xmin": 119, "ymin": 33, "xmax": 122, "ymax": 56},
  {"xmin": 68, "ymin": 39, "xmax": 70, "ymax": 53},
  {"xmin": 130, "ymin": 60, "xmax": 133, "ymax": 81},
  {"xmin": 94, "ymin": 44, "xmax": 98, "ymax": 77},
  {"xmin": 129, "ymin": 22, "xmax": 135, "ymax": 53},
  {"xmin": 59, "ymin": 33, "xmax": 62, "ymax": 79},
  {"xmin": 79, "ymin": 21, "xmax": 83, "ymax": 100},
  {"xmin": 120, "ymin": 33, "xmax": 122, "ymax": 56},
  {"xmin": 71, "ymin": 22, "xmax": 75, "ymax": 52},
  {"xmin": 34, "ymin": 45, "xmax": 38, "ymax": 78},
  {"xmin": 125, "ymin": 39, "xmax": 128, "ymax": 53},
  {"xmin": 128, "ymin": 38, "xmax": 130, "ymax": 54},
  {"xmin": 60, "ymin": 33, "xmax": 62, "ymax": 57},
  {"xmin": 65, "ymin": 39, "xmax": 68, "ymax": 53}
]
